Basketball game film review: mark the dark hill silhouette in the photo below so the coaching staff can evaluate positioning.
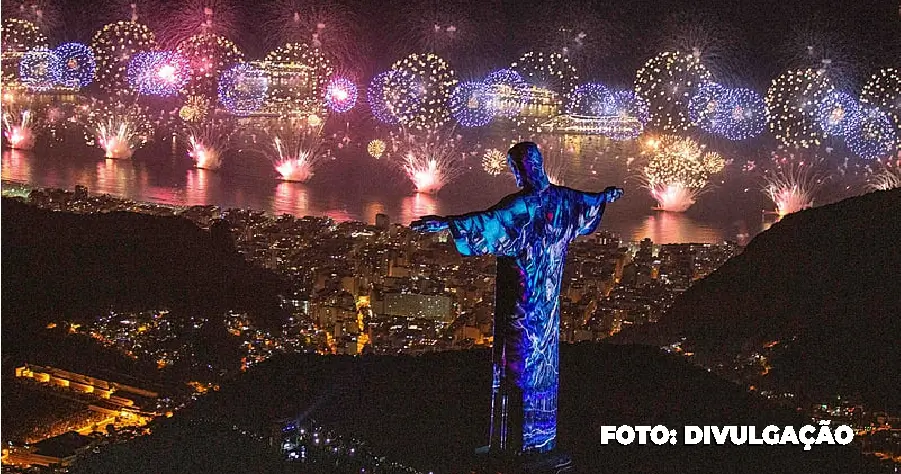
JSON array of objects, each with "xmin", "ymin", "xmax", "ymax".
[
  {"xmin": 1, "ymin": 197, "xmax": 288, "ymax": 336},
  {"xmin": 613, "ymin": 189, "xmax": 901, "ymax": 410},
  {"xmin": 72, "ymin": 345, "xmax": 888, "ymax": 474}
]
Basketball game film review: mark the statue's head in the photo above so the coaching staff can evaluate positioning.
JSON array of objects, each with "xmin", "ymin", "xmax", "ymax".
[{"xmin": 507, "ymin": 142, "xmax": 551, "ymax": 190}]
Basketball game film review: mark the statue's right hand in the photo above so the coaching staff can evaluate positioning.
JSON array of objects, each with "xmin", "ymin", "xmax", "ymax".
[
  {"xmin": 603, "ymin": 187, "xmax": 624, "ymax": 203},
  {"xmin": 411, "ymin": 215, "xmax": 449, "ymax": 233}
]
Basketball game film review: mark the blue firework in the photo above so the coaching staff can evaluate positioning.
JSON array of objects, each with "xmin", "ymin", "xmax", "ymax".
[
  {"xmin": 127, "ymin": 51, "xmax": 191, "ymax": 96},
  {"xmin": 54, "ymin": 42, "xmax": 95, "ymax": 89},
  {"xmin": 845, "ymin": 106, "xmax": 898, "ymax": 160},
  {"xmin": 567, "ymin": 83, "xmax": 613, "ymax": 115},
  {"xmin": 19, "ymin": 49, "xmax": 62, "ymax": 91},
  {"xmin": 688, "ymin": 81, "xmax": 729, "ymax": 133},
  {"xmin": 816, "ymin": 91, "xmax": 861, "ymax": 137},
  {"xmin": 448, "ymin": 81, "xmax": 495, "ymax": 127},
  {"xmin": 367, "ymin": 70, "xmax": 422, "ymax": 125},
  {"xmin": 218, "ymin": 63, "xmax": 268, "ymax": 116},
  {"xmin": 717, "ymin": 88, "xmax": 768, "ymax": 141}
]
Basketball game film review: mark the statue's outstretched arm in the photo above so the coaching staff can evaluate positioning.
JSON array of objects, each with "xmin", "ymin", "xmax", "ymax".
[{"xmin": 410, "ymin": 215, "xmax": 449, "ymax": 233}]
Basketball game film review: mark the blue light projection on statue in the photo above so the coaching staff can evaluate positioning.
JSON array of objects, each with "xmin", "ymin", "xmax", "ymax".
[{"xmin": 412, "ymin": 142, "xmax": 622, "ymax": 455}]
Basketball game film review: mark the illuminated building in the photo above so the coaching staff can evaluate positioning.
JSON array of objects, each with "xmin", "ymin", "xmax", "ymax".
[
  {"xmin": 485, "ymin": 84, "xmax": 560, "ymax": 121},
  {"xmin": 537, "ymin": 114, "xmax": 644, "ymax": 137}
]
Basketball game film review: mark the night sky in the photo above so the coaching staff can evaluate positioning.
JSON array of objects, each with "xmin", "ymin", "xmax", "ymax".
[{"xmin": 7, "ymin": 0, "xmax": 900, "ymax": 89}]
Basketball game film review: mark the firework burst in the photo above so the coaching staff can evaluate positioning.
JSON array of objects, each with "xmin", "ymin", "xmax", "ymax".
[
  {"xmin": 259, "ymin": 118, "xmax": 329, "ymax": 182},
  {"xmin": 716, "ymin": 88, "xmax": 768, "ymax": 141},
  {"xmin": 566, "ymin": 82, "xmax": 612, "ymax": 115},
  {"xmin": 157, "ymin": 0, "xmax": 239, "ymax": 48},
  {"xmin": 262, "ymin": 0, "xmax": 359, "ymax": 65},
  {"xmin": 324, "ymin": 76, "xmax": 357, "ymax": 113},
  {"xmin": 176, "ymin": 33, "xmax": 244, "ymax": 97},
  {"xmin": 845, "ymin": 106, "xmax": 898, "ymax": 161},
  {"xmin": 815, "ymin": 90, "xmax": 860, "ymax": 137},
  {"xmin": 387, "ymin": 53, "xmax": 457, "ymax": 131},
  {"xmin": 658, "ymin": 12, "xmax": 744, "ymax": 81},
  {"xmin": 642, "ymin": 135, "xmax": 724, "ymax": 212},
  {"xmin": 481, "ymin": 148, "xmax": 506, "ymax": 176},
  {"xmin": 87, "ymin": 101, "xmax": 152, "ymax": 159},
  {"xmin": 448, "ymin": 81, "xmax": 494, "ymax": 127},
  {"xmin": 784, "ymin": 18, "xmax": 858, "ymax": 91},
  {"xmin": 127, "ymin": 50, "xmax": 192, "ymax": 96},
  {"xmin": 762, "ymin": 157, "xmax": 824, "ymax": 217},
  {"xmin": 860, "ymin": 68, "xmax": 901, "ymax": 133},
  {"xmin": 4, "ymin": 1, "xmax": 61, "ymax": 33},
  {"xmin": 179, "ymin": 94, "xmax": 211, "ymax": 122},
  {"xmin": 866, "ymin": 164, "xmax": 901, "ymax": 191},
  {"xmin": 765, "ymin": 68, "xmax": 834, "ymax": 148},
  {"xmin": 367, "ymin": 139, "xmax": 386, "ymax": 159},
  {"xmin": 54, "ymin": 42, "xmax": 96, "ymax": 89},
  {"xmin": 264, "ymin": 43, "xmax": 333, "ymax": 117},
  {"xmin": 91, "ymin": 21, "xmax": 157, "ymax": 95},
  {"xmin": 19, "ymin": 48, "xmax": 61, "ymax": 91},
  {"xmin": 186, "ymin": 120, "xmax": 233, "ymax": 170},
  {"xmin": 390, "ymin": 127, "xmax": 464, "ymax": 194},
  {"xmin": 217, "ymin": 62, "xmax": 268, "ymax": 116},
  {"xmin": 1, "ymin": 18, "xmax": 47, "ymax": 53},
  {"xmin": 2, "ymin": 105, "xmax": 36, "ymax": 150},
  {"xmin": 634, "ymin": 51, "xmax": 712, "ymax": 133}
]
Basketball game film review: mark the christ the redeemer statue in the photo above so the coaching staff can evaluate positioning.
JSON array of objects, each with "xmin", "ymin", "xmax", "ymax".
[{"xmin": 412, "ymin": 142, "xmax": 623, "ymax": 457}]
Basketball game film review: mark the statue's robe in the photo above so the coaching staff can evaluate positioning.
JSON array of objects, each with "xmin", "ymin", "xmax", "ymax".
[{"xmin": 447, "ymin": 185, "xmax": 607, "ymax": 453}]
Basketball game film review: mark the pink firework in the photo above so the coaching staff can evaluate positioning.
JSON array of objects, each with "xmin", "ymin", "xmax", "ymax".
[
  {"xmin": 649, "ymin": 183, "xmax": 700, "ymax": 213},
  {"xmin": 392, "ymin": 127, "xmax": 464, "ymax": 194},
  {"xmin": 185, "ymin": 121, "xmax": 233, "ymax": 170},
  {"xmin": 762, "ymin": 158, "xmax": 825, "ymax": 218},
  {"xmin": 2, "ymin": 107, "xmax": 35, "ymax": 150},
  {"xmin": 263, "ymin": 118, "xmax": 328, "ymax": 182}
]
